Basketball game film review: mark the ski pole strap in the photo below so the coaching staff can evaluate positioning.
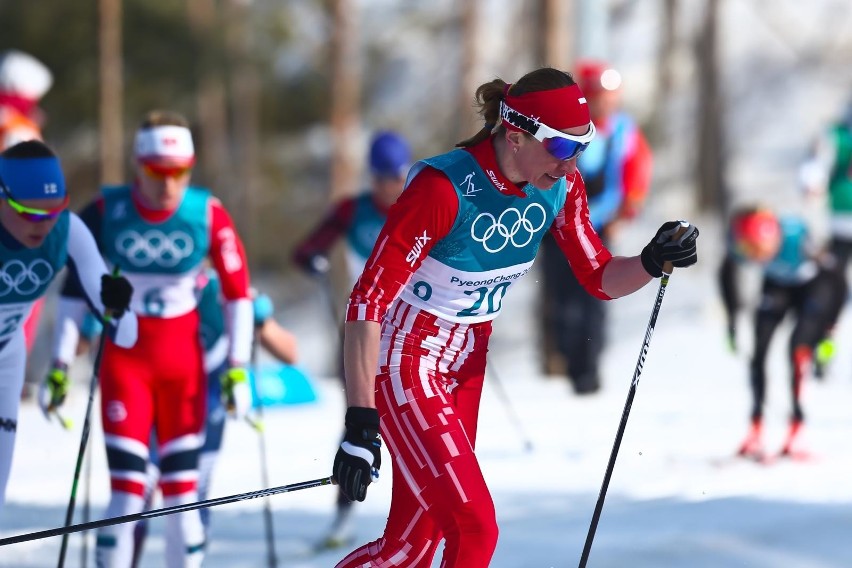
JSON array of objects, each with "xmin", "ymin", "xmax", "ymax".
[{"xmin": 0, "ymin": 476, "xmax": 333, "ymax": 547}]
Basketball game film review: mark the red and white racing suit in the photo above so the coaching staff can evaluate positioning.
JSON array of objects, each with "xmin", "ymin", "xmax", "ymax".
[
  {"xmin": 55, "ymin": 186, "xmax": 251, "ymax": 568},
  {"xmin": 336, "ymin": 137, "xmax": 612, "ymax": 568}
]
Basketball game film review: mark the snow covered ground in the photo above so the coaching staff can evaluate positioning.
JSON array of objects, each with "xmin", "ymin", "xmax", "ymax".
[{"xmin": 4, "ymin": 215, "xmax": 852, "ymax": 568}]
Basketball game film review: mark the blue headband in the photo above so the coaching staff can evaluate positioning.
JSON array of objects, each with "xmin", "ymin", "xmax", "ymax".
[{"xmin": 0, "ymin": 156, "xmax": 66, "ymax": 200}]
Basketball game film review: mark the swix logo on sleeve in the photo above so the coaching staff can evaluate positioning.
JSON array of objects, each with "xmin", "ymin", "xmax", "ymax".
[{"xmin": 405, "ymin": 231, "xmax": 431, "ymax": 266}]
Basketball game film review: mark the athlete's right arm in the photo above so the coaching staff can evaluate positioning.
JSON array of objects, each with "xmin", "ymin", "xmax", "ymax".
[{"xmin": 342, "ymin": 167, "xmax": 458, "ymax": 406}]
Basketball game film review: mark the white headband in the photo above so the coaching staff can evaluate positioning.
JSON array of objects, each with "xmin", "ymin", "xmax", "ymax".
[{"xmin": 134, "ymin": 125, "xmax": 194, "ymax": 160}]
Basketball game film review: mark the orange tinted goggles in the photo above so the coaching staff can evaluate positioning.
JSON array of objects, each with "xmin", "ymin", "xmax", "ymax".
[{"xmin": 141, "ymin": 162, "xmax": 194, "ymax": 180}]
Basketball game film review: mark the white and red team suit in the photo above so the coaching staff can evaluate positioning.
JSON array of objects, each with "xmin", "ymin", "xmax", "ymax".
[
  {"xmin": 55, "ymin": 185, "xmax": 252, "ymax": 568},
  {"xmin": 337, "ymin": 138, "xmax": 613, "ymax": 568}
]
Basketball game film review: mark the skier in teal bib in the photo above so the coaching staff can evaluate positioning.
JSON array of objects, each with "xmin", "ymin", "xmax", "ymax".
[
  {"xmin": 0, "ymin": 139, "xmax": 135, "ymax": 514},
  {"xmin": 331, "ymin": 66, "xmax": 700, "ymax": 568}
]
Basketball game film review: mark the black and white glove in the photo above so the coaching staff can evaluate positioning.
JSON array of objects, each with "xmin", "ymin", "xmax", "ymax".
[
  {"xmin": 640, "ymin": 220, "xmax": 699, "ymax": 277},
  {"xmin": 333, "ymin": 406, "xmax": 381, "ymax": 502},
  {"xmin": 100, "ymin": 273, "xmax": 133, "ymax": 317}
]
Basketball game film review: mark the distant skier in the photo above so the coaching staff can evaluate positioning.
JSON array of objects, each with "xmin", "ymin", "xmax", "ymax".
[
  {"xmin": 719, "ymin": 206, "xmax": 845, "ymax": 460},
  {"xmin": 292, "ymin": 130, "xmax": 410, "ymax": 550},
  {"xmin": 0, "ymin": 49, "xmax": 56, "ymax": 392},
  {"xmin": 50, "ymin": 110, "xmax": 253, "ymax": 567},
  {"xmin": 130, "ymin": 270, "xmax": 299, "ymax": 566},
  {"xmin": 0, "ymin": 139, "xmax": 135, "ymax": 514}
]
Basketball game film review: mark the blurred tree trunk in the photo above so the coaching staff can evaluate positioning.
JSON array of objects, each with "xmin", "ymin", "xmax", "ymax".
[
  {"xmin": 186, "ymin": 0, "xmax": 231, "ymax": 202},
  {"xmin": 226, "ymin": 0, "xmax": 260, "ymax": 262},
  {"xmin": 328, "ymin": 0, "xmax": 360, "ymax": 201},
  {"xmin": 695, "ymin": 0, "xmax": 728, "ymax": 215},
  {"xmin": 99, "ymin": 0, "xmax": 123, "ymax": 185},
  {"xmin": 456, "ymin": 0, "xmax": 480, "ymax": 142},
  {"xmin": 649, "ymin": 0, "xmax": 677, "ymax": 148},
  {"xmin": 538, "ymin": 0, "xmax": 572, "ymax": 69},
  {"xmin": 575, "ymin": 0, "xmax": 608, "ymax": 60}
]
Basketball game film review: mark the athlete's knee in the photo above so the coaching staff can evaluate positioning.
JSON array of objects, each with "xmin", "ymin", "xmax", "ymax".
[
  {"xmin": 105, "ymin": 439, "xmax": 148, "ymax": 497},
  {"xmin": 448, "ymin": 498, "xmax": 499, "ymax": 554},
  {"xmin": 159, "ymin": 434, "xmax": 202, "ymax": 497}
]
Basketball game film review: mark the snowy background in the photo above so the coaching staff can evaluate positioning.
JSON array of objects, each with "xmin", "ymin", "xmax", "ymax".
[{"xmin": 4, "ymin": 211, "xmax": 852, "ymax": 567}]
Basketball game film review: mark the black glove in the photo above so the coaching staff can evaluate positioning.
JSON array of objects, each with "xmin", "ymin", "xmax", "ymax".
[
  {"xmin": 333, "ymin": 406, "xmax": 381, "ymax": 502},
  {"xmin": 100, "ymin": 273, "xmax": 133, "ymax": 317},
  {"xmin": 640, "ymin": 221, "xmax": 699, "ymax": 277}
]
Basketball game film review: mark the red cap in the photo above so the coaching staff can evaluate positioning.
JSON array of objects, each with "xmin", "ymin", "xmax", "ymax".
[{"xmin": 731, "ymin": 208, "xmax": 782, "ymax": 262}]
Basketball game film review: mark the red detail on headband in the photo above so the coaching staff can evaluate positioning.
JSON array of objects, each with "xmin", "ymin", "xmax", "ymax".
[{"xmin": 504, "ymin": 84, "xmax": 590, "ymax": 130}]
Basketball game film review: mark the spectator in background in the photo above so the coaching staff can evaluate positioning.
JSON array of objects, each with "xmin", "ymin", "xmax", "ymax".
[
  {"xmin": 538, "ymin": 58, "xmax": 653, "ymax": 394},
  {"xmin": 719, "ymin": 206, "xmax": 845, "ymax": 460},
  {"xmin": 0, "ymin": 50, "xmax": 54, "ymax": 394},
  {"xmin": 292, "ymin": 130, "xmax": 411, "ymax": 550},
  {"xmin": 799, "ymin": 96, "xmax": 852, "ymax": 325}
]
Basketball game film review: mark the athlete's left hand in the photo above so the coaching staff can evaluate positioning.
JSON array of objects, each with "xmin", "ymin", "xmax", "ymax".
[
  {"xmin": 101, "ymin": 274, "xmax": 133, "ymax": 317},
  {"xmin": 221, "ymin": 367, "xmax": 252, "ymax": 419},
  {"xmin": 640, "ymin": 220, "xmax": 699, "ymax": 277}
]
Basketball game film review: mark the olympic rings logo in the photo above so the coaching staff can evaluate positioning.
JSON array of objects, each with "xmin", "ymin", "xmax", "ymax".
[
  {"xmin": 470, "ymin": 203, "xmax": 547, "ymax": 253},
  {"xmin": 115, "ymin": 229, "xmax": 195, "ymax": 267},
  {"xmin": 0, "ymin": 259, "xmax": 54, "ymax": 297}
]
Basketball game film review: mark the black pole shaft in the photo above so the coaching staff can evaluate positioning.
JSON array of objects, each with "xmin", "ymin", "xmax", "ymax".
[
  {"xmin": 578, "ymin": 273, "xmax": 671, "ymax": 568},
  {"xmin": 1, "ymin": 477, "xmax": 333, "ymax": 547},
  {"xmin": 80, "ymin": 445, "xmax": 92, "ymax": 568},
  {"xmin": 485, "ymin": 358, "xmax": 534, "ymax": 452},
  {"xmin": 57, "ymin": 326, "xmax": 109, "ymax": 568},
  {"xmin": 252, "ymin": 328, "xmax": 278, "ymax": 568}
]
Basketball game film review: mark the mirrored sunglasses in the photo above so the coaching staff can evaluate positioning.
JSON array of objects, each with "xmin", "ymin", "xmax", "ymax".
[
  {"xmin": 533, "ymin": 121, "xmax": 596, "ymax": 161},
  {"xmin": 500, "ymin": 101, "xmax": 596, "ymax": 161},
  {"xmin": 1, "ymin": 184, "xmax": 69, "ymax": 222}
]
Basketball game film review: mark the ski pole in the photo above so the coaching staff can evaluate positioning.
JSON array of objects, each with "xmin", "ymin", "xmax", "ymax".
[
  {"xmin": 319, "ymin": 272, "xmax": 341, "ymax": 327},
  {"xmin": 578, "ymin": 265, "xmax": 675, "ymax": 568},
  {"xmin": 485, "ymin": 357, "xmax": 534, "ymax": 452},
  {"xmin": 51, "ymin": 410, "xmax": 73, "ymax": 430},
  {"xmin": 80, "ymin": 444, "xmax": 92, "ymax": 568},
  {"xmin": 57, "ymin": 297, "xmax": 116, "ymax": 568},
  {"xmin": 0, "ymin": 476, "xmax": 333, "ymax": 547},
  {"xmin": 251, "ymin": 328, "xmax": 278, "ymax": 568}
]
